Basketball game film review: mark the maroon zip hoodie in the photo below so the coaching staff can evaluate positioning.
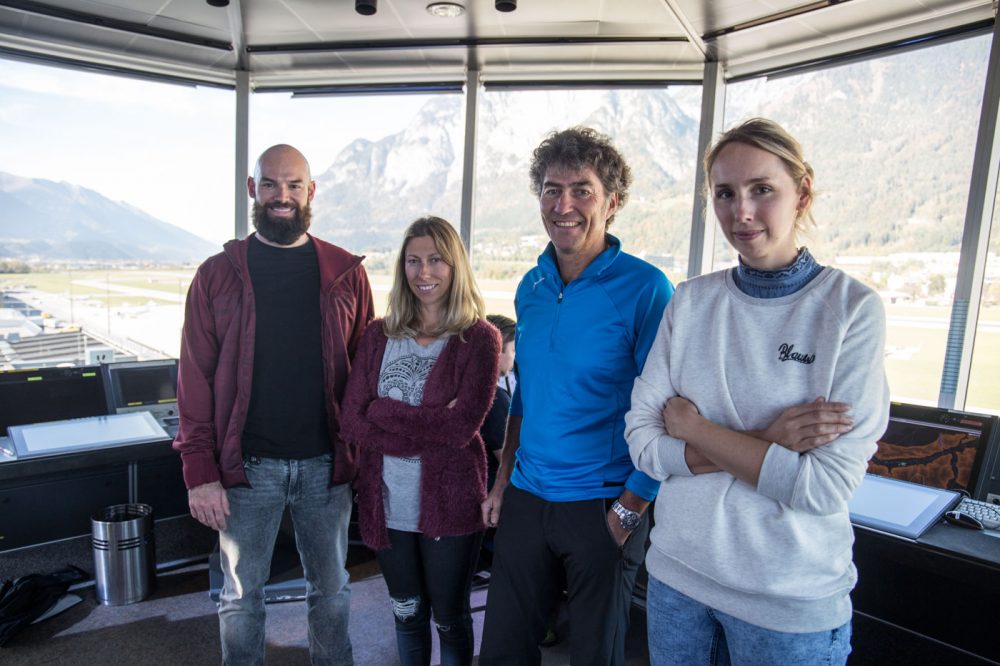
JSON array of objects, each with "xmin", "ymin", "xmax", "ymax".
[{"xmin": 173, "ymin": 233, "xmax": 374, "ymax": 490}]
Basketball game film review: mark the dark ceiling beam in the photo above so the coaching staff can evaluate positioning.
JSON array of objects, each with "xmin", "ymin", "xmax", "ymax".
[
  {"xmin": 246, "ymin": 35, "xmax": 687, "ymax": 55},
  {"xmin": 0, "ymin": 45, "xmax": 234, "ymax": 88},
  {"xmin": 703, "ymin": 0, "xmax": 854, "ymax": 41},
  {"xmin": 483, "ymin": 78, "xmax": 698, "ymax": 90},
  {"xmin": 728, "ymin": 18, "xmax": 994, "ymax": 82},
  {"xmin": 0, "ymin": 0, "xmax": 233, "ymax": 51},
  {"xmin": 257, "ymin": 81, "xmax": 465, "ymax": 95}
]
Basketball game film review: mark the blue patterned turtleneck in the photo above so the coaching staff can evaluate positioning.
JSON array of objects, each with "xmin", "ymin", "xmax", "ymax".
[{"xmin": 732, "ymin": 247, "xmax": 824, "ymax": 299}]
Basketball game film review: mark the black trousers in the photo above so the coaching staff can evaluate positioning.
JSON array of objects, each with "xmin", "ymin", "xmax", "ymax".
[
  {"xmin": 479, "ymin": 485, "xmax": 649, "ymax": 666},
  {"xmin": 376, "ymin": 529, "xmax": 482, "ymax": 666}
]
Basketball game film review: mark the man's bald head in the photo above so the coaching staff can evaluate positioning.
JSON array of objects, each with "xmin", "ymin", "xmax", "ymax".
[
  {"xmin": 248, "ymin": 144, "xmax": 316, "ymax": 246},
  {"xmin": 253, "ymin": 144, "xmax": 312, "ymax": 183}
]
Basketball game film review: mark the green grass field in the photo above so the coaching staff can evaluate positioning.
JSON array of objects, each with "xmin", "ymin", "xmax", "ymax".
[
  {"xmin": 0, "ymin": 270, "xmax": 193, "ymax": 308},
  {"xmin": 884, "ymin": 323, "xmax": 1000, "ymax": 410},
  {"xmin": 3, "ymin": 267, "xmax": 998, "ymax": 412}
]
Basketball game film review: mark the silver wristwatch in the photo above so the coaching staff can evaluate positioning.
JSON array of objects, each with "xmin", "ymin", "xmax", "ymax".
[{"xmin": 611, "ymin": 500, "xmax": 641, "ymax": 531}]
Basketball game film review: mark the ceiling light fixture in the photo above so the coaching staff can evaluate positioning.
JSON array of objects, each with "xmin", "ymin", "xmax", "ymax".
[
  {"xmin": 426, "ymin": 3, "xmax": 465, "ymax": 17},
  {"xmin": 206, "ymin": 0, "xmax": 229, "ymax": 6},
  {"xmin": 495, "ymin": 0, "xmax": 516, "ymax": 12},
  {"xmin": 356, "ymin": 0, "xmax": 377, "ymax": 16}
]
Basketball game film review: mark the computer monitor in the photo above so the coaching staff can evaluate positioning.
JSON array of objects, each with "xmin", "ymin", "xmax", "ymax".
[
  {"xmin": 868, "ymin": 402, "xmax": 1000, "ymax": 500},
  {"xmin": 102, "ymin": 359, "xmax": 179, "ymax": 436},
  {"xmin": 103, "ymin": 360, "xmax": 177, "ymax": 412},
  {"xmin": 0, "ymin": 366, "xmax": 109, "ymax": 436}
]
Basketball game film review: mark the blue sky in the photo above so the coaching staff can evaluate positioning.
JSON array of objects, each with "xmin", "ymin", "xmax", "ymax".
[{"xmin": 0, "ymin": 57, "xmax": 431, "ymax": 244}]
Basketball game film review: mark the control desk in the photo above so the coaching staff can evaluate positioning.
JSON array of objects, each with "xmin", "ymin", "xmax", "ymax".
[
  {"xmin": 0, "ymin": 361, "xmax": 187, "ymax": 553},
  {"xmin": 851, "ymin": 518, "xmax": 1000, "ymax": 663}
]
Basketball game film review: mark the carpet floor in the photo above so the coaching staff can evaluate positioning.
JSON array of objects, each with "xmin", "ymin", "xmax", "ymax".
[{"xmin": 1, "ymin": 559, "xmax": 652, "ymax": 665}]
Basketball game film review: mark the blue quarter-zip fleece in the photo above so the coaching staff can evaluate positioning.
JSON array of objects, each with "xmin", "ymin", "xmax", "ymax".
[{"xmin": 509, "ymin": 235, "xmax": 674, "ymax": 502}]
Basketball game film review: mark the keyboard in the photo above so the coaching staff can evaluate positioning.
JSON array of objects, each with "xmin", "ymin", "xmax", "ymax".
[{"xmin": 956, "ymin": 498, "xmax": 1000, "ymax": 530}]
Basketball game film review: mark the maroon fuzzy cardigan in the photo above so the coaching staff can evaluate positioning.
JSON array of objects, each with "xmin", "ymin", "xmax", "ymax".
[{"xmin": 340, "ymin": 319, "xmax": 501, "ymax": 550}]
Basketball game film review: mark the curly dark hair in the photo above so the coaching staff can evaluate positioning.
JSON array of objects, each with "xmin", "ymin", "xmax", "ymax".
[{"xmin": 528, "ymin": 127, "xmax": 632, "ymax": 227}]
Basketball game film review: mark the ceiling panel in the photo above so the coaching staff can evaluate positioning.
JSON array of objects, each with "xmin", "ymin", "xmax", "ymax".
[
  {"xmin": 242, "ymin": 0, "xmax": 688, "ymax": 44},
  {"xmin": 707, "ymin": 0, "xmax": 995, "ymax": 77},
  {"xmin": 0, "ymin": 0, "xmax": 994, "ymax": 86},
  {"xmin": 677, "ymin": 0, "xmax": 807, "ymax": 36},
  {"xmin": 248, "ymin": 41, "xmax": 705, "ymax": 89}
]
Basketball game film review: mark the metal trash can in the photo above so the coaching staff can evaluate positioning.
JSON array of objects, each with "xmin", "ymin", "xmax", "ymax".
[{"xmin": 91, "ymin": 503, "xmax": 156, "ymax": 606}]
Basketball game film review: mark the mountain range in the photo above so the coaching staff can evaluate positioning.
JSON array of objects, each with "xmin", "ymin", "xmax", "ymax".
[
  {"xmin": 310, "ymin": 87, "xmax": 701, "ymax": 259},
  {"xmin": 307, "ymin": 36, "xmax": 990, "ymax": 266},
  {"xmin": 0, "ymin": 36, "xmax": 990, "ymax": 265},
  {"xmin": 0, "ymin": 172, "xmax": 216, "ymax": 262}
]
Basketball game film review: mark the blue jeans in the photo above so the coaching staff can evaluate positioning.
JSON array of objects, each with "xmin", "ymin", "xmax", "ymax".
[
  {"xmin": 376, "ymin": 529, "xmax": 482, "ymax": 666},
  {"xmin": 218, "ymin": 454, "xmax": 353, "ymax": 666},
  {"xmin": 646, "ymin": 577, "xmax": 851, "ymax": 666}
]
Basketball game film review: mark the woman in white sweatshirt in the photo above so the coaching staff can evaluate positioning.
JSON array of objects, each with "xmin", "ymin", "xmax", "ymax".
[{"xmin": 625, "ymin": 118, "xmax": 890, "ymax": 665}]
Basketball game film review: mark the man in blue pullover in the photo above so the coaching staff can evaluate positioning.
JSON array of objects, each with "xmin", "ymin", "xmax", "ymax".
[{"xmin": 479, "ymin": 127, "xmax": 674, "ymax": 665}]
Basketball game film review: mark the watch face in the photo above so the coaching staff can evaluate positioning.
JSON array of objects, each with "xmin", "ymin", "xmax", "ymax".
[
  {"xmin": 614, "ymin": 502, "xmax": 641, "ymax": 530},
  {"xmin": 621, "ymin": 511, "xmax": 641, "ymax": 530}
]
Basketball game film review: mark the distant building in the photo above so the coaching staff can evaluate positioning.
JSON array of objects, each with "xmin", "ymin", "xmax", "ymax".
[
  {"xmin": 1, "ymin": 293, "xmax": 137, "ymax": 369},
  {"xmin": 0, "ymin": 329, "xmax": 135, "ymax": 370},
  {"xmin": 0, "ymin": 309, "xmax": 43, "ymax": 341}
]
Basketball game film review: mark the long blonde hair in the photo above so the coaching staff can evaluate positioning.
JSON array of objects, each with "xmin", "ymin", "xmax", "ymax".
[{"xmin": 383, "ymin": 216, "xmax": 485, "ymax": 339}]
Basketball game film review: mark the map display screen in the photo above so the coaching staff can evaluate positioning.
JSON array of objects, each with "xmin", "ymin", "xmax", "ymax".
[
  {"xmin": 867, "ymin": 404, "xmax": 994, "ymax": 495},
  {"xmin": 869, "ymin": 419, "xmax": 981, "ymax": 492}
]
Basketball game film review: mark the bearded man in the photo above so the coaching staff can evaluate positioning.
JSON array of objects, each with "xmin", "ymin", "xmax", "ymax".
[{"xmin": 174, "ymin": 144, "xmax": 373, "ymax": 665}]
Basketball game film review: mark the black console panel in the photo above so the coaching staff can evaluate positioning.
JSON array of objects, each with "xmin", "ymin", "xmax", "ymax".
[{"xmin": 0, "ymin": 464, "xmax": 128, "ymax": 551}]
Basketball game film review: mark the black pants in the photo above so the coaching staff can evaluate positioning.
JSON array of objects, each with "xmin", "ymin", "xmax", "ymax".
[
  {"xmin": 479, "ymin": 486, "xmax": 649, "ymax": 666},
  {"xmin": 376, "ymin": 529, "xmax": 482, "ymax": 666}
]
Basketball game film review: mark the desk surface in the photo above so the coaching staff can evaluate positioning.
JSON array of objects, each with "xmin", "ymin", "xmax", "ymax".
[
  {"xmin": 0, "ymin": 435, "xmax": 176, "ymax": 482},
  {"xmin": 917, "ymin": 519, "xmax": 1000, "ymax": 566}
]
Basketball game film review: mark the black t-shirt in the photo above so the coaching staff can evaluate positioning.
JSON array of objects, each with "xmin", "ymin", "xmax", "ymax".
[{"xmin": 242, "ymin": 237, "xmax": 331, "ymax": 460}]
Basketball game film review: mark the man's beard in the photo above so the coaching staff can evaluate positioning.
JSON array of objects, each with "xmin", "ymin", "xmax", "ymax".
[{"xmin": 252, "ymin": 201, "xmax": 312, "ymax": 246}]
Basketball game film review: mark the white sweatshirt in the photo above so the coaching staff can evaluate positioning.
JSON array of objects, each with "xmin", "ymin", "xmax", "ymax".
[{"xmin": 625, "ymin": 267, "xmax": 890, "ymax": 633}]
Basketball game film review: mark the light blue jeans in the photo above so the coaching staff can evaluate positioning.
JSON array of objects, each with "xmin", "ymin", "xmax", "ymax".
[
  {"xmin": 218, "ymin": 454, "xmax": 353, "ymax": 666},
  {"xmin": 646, "ymin": 576, "xmax": 851, "ymax": 666}
]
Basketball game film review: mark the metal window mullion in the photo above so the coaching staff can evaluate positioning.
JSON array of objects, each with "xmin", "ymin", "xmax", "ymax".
[
  {"xmin": 938, "ymin": 17, "xmax": 1000, "ymax": 410},
  {"xmin": 687, "ymin": 60, "xmax": 725, "ymax": 278},
  {"xmin": 234, "ymin": 70, "xmax": 250, "ymax": 240},
  {"xmin": 459, "ymin": 66, "xmax": 480, "ymax": 256}
]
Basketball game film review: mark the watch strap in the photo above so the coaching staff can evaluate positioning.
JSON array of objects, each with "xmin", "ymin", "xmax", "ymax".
[{"xmin": 612, "ymin": 499, "xmax": 641, "ymax": 531}]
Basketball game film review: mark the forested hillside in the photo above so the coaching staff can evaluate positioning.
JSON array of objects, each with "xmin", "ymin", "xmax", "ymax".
[{"xmin": 307, "ymin": 36, "xmax": 991, "ymax": 264}]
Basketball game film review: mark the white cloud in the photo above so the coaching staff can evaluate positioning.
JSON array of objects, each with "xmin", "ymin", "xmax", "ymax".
[
  {"xmin": 0, "ymin": 55, "xmax": 445, "ymax": 245},
  {"xmin": 0, "ymin": 59, "xmax": 219, "ymax": 115}
]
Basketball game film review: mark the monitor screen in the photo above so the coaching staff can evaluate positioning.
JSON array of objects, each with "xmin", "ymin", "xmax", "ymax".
[
  {"xmin": 0, "ymin": 366, "xmax": 109, "ymax": 435},
  {"xmin": 849, "ymin": 473, "xmax": 961, "ymax": 539},
  {"xmin": 7, "ymin": 411, "xmax": 167, "ymax": 459},
  {"xmin": 868, "ymin": 402, "xmax": 998, "ymax": 498},
  {"xmin": 104, "ymin": 360, "xmax": 177, "ymax": 411}
]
